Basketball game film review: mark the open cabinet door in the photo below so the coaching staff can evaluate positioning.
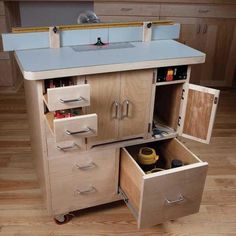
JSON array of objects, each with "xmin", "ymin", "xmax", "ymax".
[{"xmin": 180, "ymin": 84, "xmax": 220, "ymax": 144}]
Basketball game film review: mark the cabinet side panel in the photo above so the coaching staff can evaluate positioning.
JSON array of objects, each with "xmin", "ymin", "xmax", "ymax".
[
  {"xmin": 24, "ymin": 80, "xmax": 51, "ymax": 213},
  {"xmin": 120, "ymin": 149, "xmax": 143, "ymax": 213}
]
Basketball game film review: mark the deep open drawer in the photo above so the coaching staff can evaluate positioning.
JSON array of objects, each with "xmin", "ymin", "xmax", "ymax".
[
  {"xmin": 119, "ymin": 138, "xmax": 208, "ymax": 229},
  {"xmin": 43, "ymin": 84, "xmax": 90, "ymax": 111},
  {"xmin": 45, "ymin": 112, "xmax": 97, "ymax": 143}
]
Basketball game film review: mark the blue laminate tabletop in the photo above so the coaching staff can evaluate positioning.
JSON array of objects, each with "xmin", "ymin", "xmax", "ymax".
[{"xmin": 15, "ymin": 40, "xmax": 205, "ymax": 80}]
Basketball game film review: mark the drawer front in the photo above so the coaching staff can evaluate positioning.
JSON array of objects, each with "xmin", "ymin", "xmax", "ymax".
[
  {"xmin": 49, "ymin": 149, "xmax": 119, "ymax": 215},
  {"xmin": 46, "ymin": 137, "xmax": 85, "ymax": 158},
  {"xmin": 48, "ymin": 148, "xmax": 117, "ymax": 176},
  {"xmin": 45, "ymin": 84, "xmax": 90, "ymax": 111},
  {"xmin": 160, "ymin": 4, "xmax": 236, "ymax": 19},
  {"xmin": 120, "ymin": 138, "xmax": 208, "ymax": 229},
  {"xmin": 54, "ymin": 113, "xmax": 97, "ymax": 142},
  {"xmin": 95, "ymin": 2, "xmax": 160, "ymax": 16}
]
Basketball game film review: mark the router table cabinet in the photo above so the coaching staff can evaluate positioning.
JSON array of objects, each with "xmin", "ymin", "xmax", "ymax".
[
  {"xmin": 3, "ymin": 21, "xmax": 220, "ymax": 228},
  {"xmin": 22, "ymin": 66, "xmax": 219, "ymax": 228}
]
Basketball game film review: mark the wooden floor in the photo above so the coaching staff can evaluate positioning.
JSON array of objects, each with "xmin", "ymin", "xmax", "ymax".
[{"xmin": 0, "ymin": 87, "xmax": 236, "ymax": 236}]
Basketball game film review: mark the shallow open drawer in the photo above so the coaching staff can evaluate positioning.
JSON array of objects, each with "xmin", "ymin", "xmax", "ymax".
[
  {"xmin": 45, "ymin": 112, "xmax": 97, "ymax": 142},
  {"xmin": 43, "ymin": 84, "xmax": 90, "ymax": 111},
  {"xmin": 119, "ymin": 138, "xmax": 208, "ymax": 229}
]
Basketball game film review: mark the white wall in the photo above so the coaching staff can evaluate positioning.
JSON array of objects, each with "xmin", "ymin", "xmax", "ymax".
[{"xmin": 20, "ymin": 1, "xmax": 93, "ymax": 27}]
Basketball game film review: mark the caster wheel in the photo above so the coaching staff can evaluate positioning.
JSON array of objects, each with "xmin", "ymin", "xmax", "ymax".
[{"xmin": 54, "ymin": 214, "xmax": 72, "ymax": 225}]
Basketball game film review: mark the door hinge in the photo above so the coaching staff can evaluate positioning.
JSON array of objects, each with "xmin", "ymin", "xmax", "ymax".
[
  {"xmin": 153, "ymin": 70, "xmax": 157, "ymax": 84},
  {"xmin": 148, "ymin": 123, "xmax": 151, "ymax": 132},
  {"xmin": 214, "ymin": 96, "xmax": 218, "ymax": 104},
  {"xmin": 181, "ymin": 89, "xmax": 185, "ymax": 100},
  {"xmin": 178, "ymin": 116, "xmax": 181, "ymax": 126}
]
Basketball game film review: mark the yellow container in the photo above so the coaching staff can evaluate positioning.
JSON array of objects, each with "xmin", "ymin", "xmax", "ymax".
[{"xmin": 138, "ymin": 147, "xmax": 159, "ymax": 165}]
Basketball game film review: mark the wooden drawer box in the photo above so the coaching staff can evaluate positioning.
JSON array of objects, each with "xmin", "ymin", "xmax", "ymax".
[
  {"xmin": 119, "ymin": 138, "xmax": 208, "ymax": 229},
  {"xmin": 45, "ymin": 112, "xmax": 97, "ymax": 143},
  {"xmin": 49, "ymin": 149, "xmax": 119, "ymax": 215},
  {"xmin": 43, "ymin": 84, "xmax": 90, "ymax": 111},
  {"xmin": 160, "ymin": 4, "xmax": 236, "ymax": 19},
  {"xmin": 94, "ymin": 2, "xmax": 160, "ymax": 16}
]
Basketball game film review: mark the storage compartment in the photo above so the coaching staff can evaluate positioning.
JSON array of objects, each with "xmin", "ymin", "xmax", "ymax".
[
  {"xmin": 152, "ymin": 83, "xmax": 183, "ymax": 138},
  {"xmin": 43, "ymin": 77, "xmax": 90, "ymax": 111},
  {"xmin": 45, "ymin": 109, "xmax": 97, "ymax": 143},
  {"xmin": 119, "ymin": 138, "xmax": 208, "ymax": 228}
]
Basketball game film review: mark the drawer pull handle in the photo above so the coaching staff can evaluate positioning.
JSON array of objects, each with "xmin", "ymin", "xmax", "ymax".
[
  {"xmin": 203, "ymin": 24, "xmax": 208, "ymax": 34},
  {"xmin": 75, "ymin": 186, "xmax": 97, "ymax": 195},
  {"xmin": 113, "ymin": 100, "xmax": 120, "ymax": 119},
  {"xmin": 165, "ymin": 194, "xmax": 185, "ymax": 205},
  {"xmin": 65, "ymin": 127, "xmax": 93, "ymax": 135},
  {"xmin": 198, "ymin": 9, "xmax": 210, "ymax": 13},
  {"xmin": 121, "ymin": 7, "xmax": 132, "ymax": 11},
  {"xmin": 121, "ymin": 99, "xmax": 130, "ymax": 119},
  {"xmin": 75, "ymin": 162, "xmax": 96, "ymax": 170},
  {"xmin": 56, "ymin": 143, "xmax": 80, "ymax": 152},
  {"xmin": 59, "ymin": 97, "xmax": 86, "ymax": 103}
]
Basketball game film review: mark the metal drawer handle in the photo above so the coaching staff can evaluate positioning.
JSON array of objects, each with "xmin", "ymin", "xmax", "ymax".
[
  {"xmin": 165, "ymin": 194, "xmax": 185, "ymax": 205},
  {"xmin": 56, "ymin": 143, "xmax": 80, "ymax": 152},
  {"xmin": 198, "ymin": 9, "xmax": 210, "ymax": 13},
  {"xmin": 121, "ymin": 7, "xmax": 132, "ymax": 11},
  {"xmin": 203, "ymin": 24, "xmax": 208, "ymax": 34},
  {"xmin": 121, "ymin": 99, "xmax": 130, "ymax": 119},
  {"xmin": 75, "ymin": 186, "xmax": 97, "ymax": 195},
  {"xmin": 75, "ymin": 162, "xmax": 96, "ymax": 170},
  {"xmin": 59, "ymin": 97, "xmax": 86, "ymax": 103},
  {"xmin": 113, "ymin": 100, "xmax": 120, "ymax": 119},
  {"xmin": 65, "ymin": 127, "xmax": 93, "ymax": 135}
]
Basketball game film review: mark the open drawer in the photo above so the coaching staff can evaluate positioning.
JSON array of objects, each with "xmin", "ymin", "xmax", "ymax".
[
  {"xmin": 45, "ymin": 112, "xmax": 97, "ymax": 143},
  {"xmin": 119, "ymin": 138, "xmax": 208, "ymax": 229},
  {"xmin": 43, "ymin": 84, "xmax": 90, "ymax": 111}
]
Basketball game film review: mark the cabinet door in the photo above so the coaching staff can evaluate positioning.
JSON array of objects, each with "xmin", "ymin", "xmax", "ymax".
[
  {"xmin": 200, "ymin": 18, "xmax": 236, "ymax": 87},
  {"xmin": 180, "ymin": 84, "xmax": 220, "ymax": 144},
  {"xmin": 119, "ymin": 69, "xmax": 153, "ymax": 139},
  {"xmin": 86, "ymin": 73, "xmax": 120, "ymax": 146}
]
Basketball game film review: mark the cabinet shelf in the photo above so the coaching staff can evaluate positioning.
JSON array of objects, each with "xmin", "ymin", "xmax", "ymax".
[{"xmin": 156, "ymin": 79, "xmax": 186, "ymax": 86}]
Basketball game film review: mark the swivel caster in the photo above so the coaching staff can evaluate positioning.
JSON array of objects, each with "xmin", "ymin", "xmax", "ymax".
[{"xmin": 54, "ymin": 214, "xmax": 73, "ymax": 225}]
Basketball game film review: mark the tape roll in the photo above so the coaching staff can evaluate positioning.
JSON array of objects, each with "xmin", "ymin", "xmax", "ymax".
[{"xmin": 138, "ymin": 147, "xmax": 159, "ymax": 165}]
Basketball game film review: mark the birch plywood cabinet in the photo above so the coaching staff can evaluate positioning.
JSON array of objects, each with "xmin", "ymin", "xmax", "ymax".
[
  {"xmin": 3, "ymin": 21, "xmax": 220, "ymax": 228},
  {"xmin": 22, "ymin": 66, "xmax": 219, "ymax": 228}
]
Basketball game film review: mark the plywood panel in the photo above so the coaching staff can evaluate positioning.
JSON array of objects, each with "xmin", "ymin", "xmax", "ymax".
[
  {"xmin": 182, "ymin": 84, "xmax": 219, "ymax": 143},
  {"xmin": 86, "ymin": 72, "xmax": 120, "ymax": 146},
  {"xmin": 0, "ymin": 59, "xmax": 13, "ymax": 86},
  {"xmin": 95, "ymin": 2, "xmax": 160, "ymax": 16},
  {"xmin": 154, "ymin": 84, "xmax": 183, "ymax": 129},
  {"xmin": 120, "ymin": 148, "xmax": 144, "ymax": 213},
  {"xmin": 119, "ymin": 69, "xmax": 153, "ymax": 139}
]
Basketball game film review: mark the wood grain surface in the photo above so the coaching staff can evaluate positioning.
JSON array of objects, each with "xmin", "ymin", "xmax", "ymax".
[{"xmin": 0, "ymin": 86, "xmax": 236, "ymax": 235}]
